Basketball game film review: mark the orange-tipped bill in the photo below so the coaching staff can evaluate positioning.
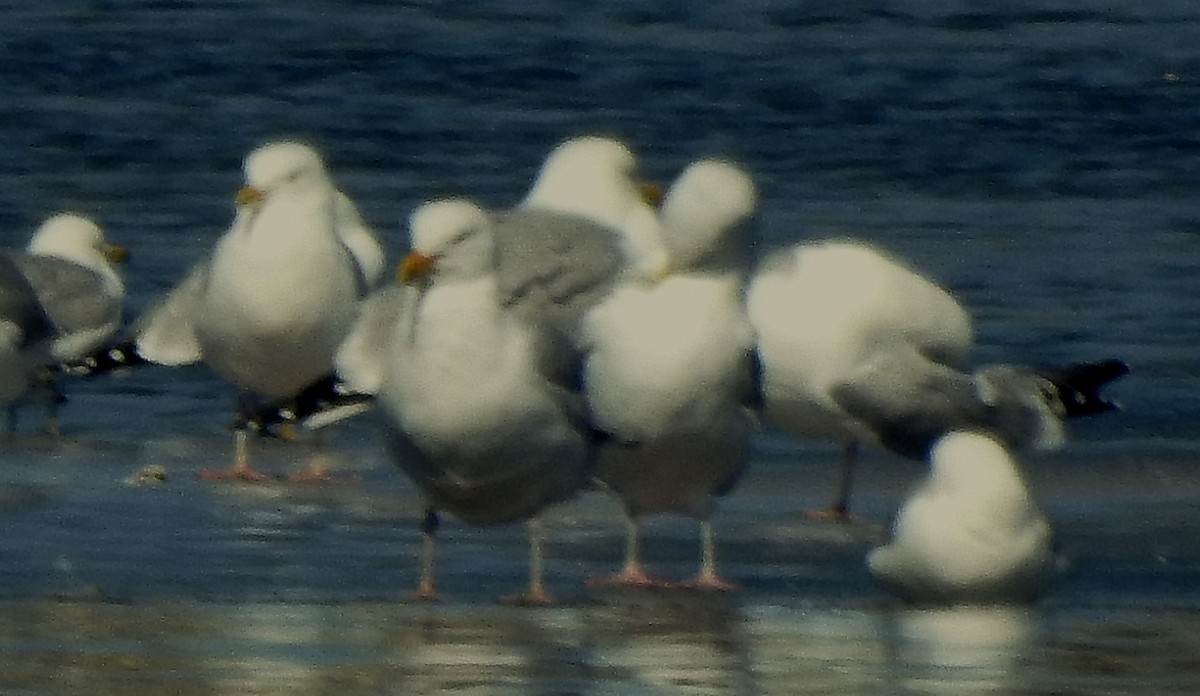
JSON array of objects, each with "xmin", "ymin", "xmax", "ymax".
[
  {"xmin": 398, "ymin": 251, "xmax": 438, "ymax": 284},
  {"xmin": 235, "ymin": 186, "xmax": 267, "ymax": 207}
]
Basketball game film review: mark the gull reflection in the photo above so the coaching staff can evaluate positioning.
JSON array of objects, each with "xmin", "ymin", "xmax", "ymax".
[
  {"xmin": 379, "ymin": 605, "xmax": 596, "ymax": 695},
  {"xmin": 583, "ymin": 592, "xmax": 755, "ymax": 695},
  {"xmin": 882, "ymin": 605, "xmax": 1037, "ymax": 695}
]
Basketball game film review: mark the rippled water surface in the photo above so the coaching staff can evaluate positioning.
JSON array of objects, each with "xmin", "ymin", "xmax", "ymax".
[{"xmin": 1, "ymin": 1, "xmax": 1198, "ymax": 693}]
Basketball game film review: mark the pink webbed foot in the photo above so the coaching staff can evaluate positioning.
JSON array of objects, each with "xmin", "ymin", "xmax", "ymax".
[
  {"xmin": 502, "ymin": 584, "xmax": 554, "ymax": 607},
  {"xmin": 587, "ymin": 565, "xmax": 672, "ymax": 589},
  {"xmin": 406, "ymin": 577, "xmax": 442, "ymax": 603},
  {"xmin": 285, "ymin": 462, "xmax": 362, "ymax": 485},
  {"xmin": 199, "ymin": 460, "xmax": 277, "ymax": 483},
  {"xmin": 675, "ymin": 568, "xmax": 739, "ymax": 592}
]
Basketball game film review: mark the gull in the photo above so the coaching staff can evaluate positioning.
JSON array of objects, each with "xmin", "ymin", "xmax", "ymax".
[
  {"xmin": 131, "ymin": 140, "xmax": 384, "ymax": 481},
  {"xmin": 583, "ymin": 159, "xmax": 759, "ymax": 590},
  {"xmin": 11, "ymin": 213, "xmax": 127, "ymax": 432},
  {"xmin": 747, "ymin": 241, "xmax": 973, "ymax": 520},
  {"xmin": 240, "ymin": 135, "xmax": 659, "ymax": 436},
  {"xmin": 518, "ymin": 135, "xmax": 669, "ymax": 283},
  {"xmin": 746, "ymin": 240, "xmax": 1126, "ymax": 520},
  {"xmin": 338, "ymin": 198, "xmax": 601, "ymax": 604},
  {"xmin": 19, "ymin": 213, "xmax": 128, "ymax": 363},
  {"xmin": 0, "ymin": 253, "xmax": 56, "ymax": 430},
  {"xmin": 867, "ymin": 430, "xmax": 1063, "ymax": 604}
]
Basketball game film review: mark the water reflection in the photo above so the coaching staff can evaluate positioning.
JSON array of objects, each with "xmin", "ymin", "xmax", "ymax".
[
  {"xmin": 880, "ymin": 605, "xmax": 1036, "ymax": 695},
  {"xmin": 584, "ymin": 592, "xmax": 756, "ymax": 695},
  {"xmin": 2, "ymin": 599, "xmax": 1200, "ymax": 694}
]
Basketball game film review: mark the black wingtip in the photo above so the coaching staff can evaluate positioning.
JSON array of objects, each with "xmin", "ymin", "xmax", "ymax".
[
  {"xmin": 1041, "ymin": 359, "xmax": 1130, "ymax": 418},
  {"xmin": 237, "ymin": 374, "xmax": 375, "ymax": 437},
  {"xmin": 58, "ymin": 340, "xmax": 147, "ymax": 378}
]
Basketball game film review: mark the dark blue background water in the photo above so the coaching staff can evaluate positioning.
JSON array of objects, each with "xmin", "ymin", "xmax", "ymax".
[{"xmin": 0, "ymin": 2, "xmax": 1198, "ymax": 693}]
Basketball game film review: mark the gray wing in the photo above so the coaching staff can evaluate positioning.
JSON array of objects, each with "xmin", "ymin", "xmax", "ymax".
[
  {"xmin": 15, "ymin": 256, "xmax": 120, "ymax": 337},
  {"xmin": 132, "ymin": 262, "xmax": 209, "ymax": 366},
  {"xmin": 492, "ymin": 209, "xmax": 626, "ymax": 337},
  {"xmin": 831, "ymin": 350, "xmax": 991, "ymax": 459},
  {"xmin": 334, "ymin": 191, "xmax": 386, "ymax": 293},
  {"xmin": 335, "ymin": 285, "xmax": 412, "ymax": 395},
  {"xmin": 0, "ymin": 253, "xmax": 54, "ymax": 349},
  {"xmin": 832, "ymin": 351, "xmax": 1068, "ymax": 459},
  {"xmin": 971, "ymin": 364, "xmax": 1067, "ymax": 451},
  {"xmin": 528, "ymin": 320, "xmax": 594, "ymax": 437}
]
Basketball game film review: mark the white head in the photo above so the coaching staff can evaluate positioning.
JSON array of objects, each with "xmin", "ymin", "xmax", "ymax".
[
  {"xmin": 400, "ymin": 199, "xmax": 494, "ymax": 283},
  {"xmin": 660, "ymin": 159, "xmax": 756, "ymax": 271},
  {"xmin": 27, "ymin": 213, "xmax": 126, "ymax": 295},
  {"xmin": 238, "ymin": 141, "xmax": 333, "ymax": 206}
]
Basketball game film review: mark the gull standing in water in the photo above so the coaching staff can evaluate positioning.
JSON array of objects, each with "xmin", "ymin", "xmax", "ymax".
[
  {"xmin": 747, "ymin": 241, "xmax": 974, "ymax": 520},
  {"xmin": 13, "ymin": 213, "xmax": 127, "ymax": 433},
  {"xmin": 746, "ymin": 240, "xmax": 1125, "ymax": 520},
  {"xmin": 132, "ymin": 141, "xmax": 384, "ymax": 481},
  {"xmin": 338, "ymin": 199, "xmax": 606, "ymax": 604},
  {"xmin": 867, "ymin": 429, "xmax": 1063, "ymax": 604},
  {"xmin": 583, "ymin": 159, "xmax": 759, "ymax": 590}
]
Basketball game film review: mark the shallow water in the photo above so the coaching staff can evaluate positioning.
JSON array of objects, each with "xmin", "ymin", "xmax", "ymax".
[{"xmin": 1, "ymin": 1, "xmax": 1199, "ymax": 693}]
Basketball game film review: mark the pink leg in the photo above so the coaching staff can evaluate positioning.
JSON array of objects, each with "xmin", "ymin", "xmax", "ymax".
[
  {"xmin": 677, "ymin": 521, "xmax": 738, "ymax": 592},
  {"xmin": 587, "ymin": 516, "xmax": 670, "ymax": 588},
  {"xmin": 503, "ymin": 518, "xmax": 554, "ymax": 606},
  {"xmin": 285, "ymin": 457, "xmax": 362, "ymax": 484},
  {"xmin": 406, "ymin": 509, "xmax": 442, "ymax": 602},
  {"xmin": 200, "ymin": 430, "xmax": 277, "ymax": 482},
  {"xmin": 286, "ymin": 434, "xmax": 362, "ymax": 484},
  {"xmin": 416, "ymin": 516, "xmax": 440, "ymax": 601},
  {"xmin": 805, "ymin": 442, "xmax": 857, "ymax": 523}
]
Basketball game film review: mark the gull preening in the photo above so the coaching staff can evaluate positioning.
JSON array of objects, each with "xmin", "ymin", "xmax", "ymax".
[{"xmin": 584, "ymin": 159, "xmax": 760, "ymax": 590}]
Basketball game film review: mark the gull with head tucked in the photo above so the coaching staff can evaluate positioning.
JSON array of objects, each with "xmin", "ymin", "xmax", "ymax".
[
  {"xmin": 583, "ymin": 159, "xmax": 760, "ymax": 590},
  {"xmin": 131, "ymin": 140, "xmax": 383, "ymax": 481},
  {"xmin": 867, "ymin": 430, "xmax": 1063, "ymax": 605}
]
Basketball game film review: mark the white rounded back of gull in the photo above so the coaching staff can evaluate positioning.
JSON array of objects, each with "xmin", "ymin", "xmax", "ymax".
[{"xmin": 867, "ymin": 430, "xmax": 1061, "ymax": 604}]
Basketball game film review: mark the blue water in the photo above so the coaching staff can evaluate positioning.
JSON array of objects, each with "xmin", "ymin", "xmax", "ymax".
[{"xmin": 1, "ymin": 2, "xmax": 1199, "ymax": 693}]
